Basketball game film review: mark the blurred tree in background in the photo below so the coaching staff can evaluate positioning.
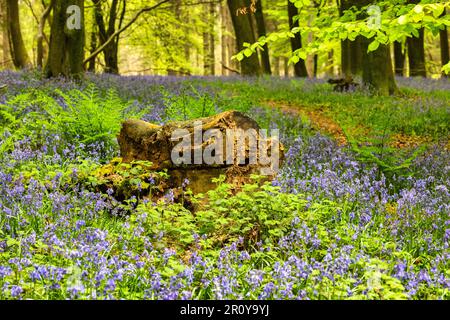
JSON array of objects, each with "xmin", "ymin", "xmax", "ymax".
[{"xmin": 0, "ymin": 0, "xmax": 447, "ymax": 84}]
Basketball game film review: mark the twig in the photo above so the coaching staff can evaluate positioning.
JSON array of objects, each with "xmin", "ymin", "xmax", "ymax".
[
  {"xmin": 83, "ymin": 0, "xmax": 170, "ymax": 66},
  {"xmin": 220, "ymin": 62, "xmax": 240, "ymax": 74}
]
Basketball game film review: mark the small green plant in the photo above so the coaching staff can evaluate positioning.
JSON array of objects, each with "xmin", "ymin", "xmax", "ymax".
[{"xmin": 162, "ymin": 84, "xmax": 218, "ymax": 121}]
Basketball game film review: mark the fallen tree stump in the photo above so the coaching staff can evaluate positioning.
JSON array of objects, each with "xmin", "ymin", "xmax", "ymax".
[{"xmin": 116, "ymin": 110, "xmax": 284, "ymax": 194}]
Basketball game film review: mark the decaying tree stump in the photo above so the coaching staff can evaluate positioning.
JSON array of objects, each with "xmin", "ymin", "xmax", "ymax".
[{"xmin": 117, "ymin": 110, "xmax": 284, "ymax": 194}]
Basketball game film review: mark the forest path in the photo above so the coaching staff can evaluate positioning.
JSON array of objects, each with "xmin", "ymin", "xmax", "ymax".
[
  {"xmin": 262, "ymin": 99, "xmax": 348, "ymax": 145},
  {"xmin": 262, "ymin": 99, "xmax": 439, "ymax": 150}
]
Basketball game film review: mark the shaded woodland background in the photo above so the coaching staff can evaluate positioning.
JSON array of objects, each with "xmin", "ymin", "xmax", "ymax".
[{"xmin": 0, "ymin": 0, "xmax": 448, "ymax": 80}]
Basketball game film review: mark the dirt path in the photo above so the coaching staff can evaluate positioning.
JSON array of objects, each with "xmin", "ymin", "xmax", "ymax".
[
  {"xmin": 263, "ymin": 99, "xmax": 441, "ymax": 150},
  {"xmin": 263, "ymin": 100, "xmax": 348, "ymax": 145}
]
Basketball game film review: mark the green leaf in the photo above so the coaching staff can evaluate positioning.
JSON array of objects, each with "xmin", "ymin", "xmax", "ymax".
[
  {"xmin": 432, "ymin": 5, "xmax": 444, "ymax": 18},
  {"xmin": 398, "ymin": 15, "xmax": 408, "ymax": 25},
  {"xmin": 298, "ymin": 51, "xmax": 307, "ymax": 60},
  {"xmin": 243, "ymin": 48, "xmax": 253, "ymax": 57},
  {"xmin": 236, "ymin": 53, "xmax": 244, "ymax": 61},
  {"xmin": 368, "ymin": 40, "xmax": 380, "ymax": 52}
]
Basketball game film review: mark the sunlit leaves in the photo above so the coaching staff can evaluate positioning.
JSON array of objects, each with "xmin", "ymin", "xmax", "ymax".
[
  {"xmin": 368, "ymin": 40, "xmax": 380, "ymax": 52},
  {"xmin": 236, "ymin": 0, "xmax": 450, "ymax": 65}
]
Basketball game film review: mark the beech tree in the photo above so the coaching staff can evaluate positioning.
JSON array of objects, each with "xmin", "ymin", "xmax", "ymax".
[
  {"xmin": 287, "ymin": 0, "xmax": 307, "ymax": 77},
  {"xmin": 6, "ymin": 0, "xmax": 30, "ymax": 69},
  {"xmin": 227, "ymin": 0, "xmax": 261, "ymax": 76},
  {"xmin": 46, "ymin": 0, "xmax": 85, "ymax": 78},
  {"xmin": 254, "ymin": 0, "xmax": 271, "ymax": 74},
  {"xmin": 237, "ymin": 0, "xmax": 450, "ymax": 94},
  {"xmin": 440, "ymin": 9, "xmax": 449, "ymax": 77}
]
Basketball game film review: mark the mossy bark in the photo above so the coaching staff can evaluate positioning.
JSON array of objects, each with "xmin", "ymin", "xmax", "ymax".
[
  {"xmin": 361, "ymin": 39, "xmax": 398, "ymax": 95},
  {"xmin": 6, "ymin": 0, "xmax": 30, "ymax": 69},
  {"xmin": 45, "ymin": 0, "xmax": 85, "ymax": 79}
]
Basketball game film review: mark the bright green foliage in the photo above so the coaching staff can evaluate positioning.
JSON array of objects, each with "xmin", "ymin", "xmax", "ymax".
[{"xmin": 235, "ymin": 0, "xmax": 450, "ymax": 74}]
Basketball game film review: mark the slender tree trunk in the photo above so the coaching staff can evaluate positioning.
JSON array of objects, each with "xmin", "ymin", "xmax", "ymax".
[
  {"xmin": 254, "ymin": 0, "xmax": 271, "ymax": 74},
  {"xmin": 0, "ymin": 0, "xmax": 13, "ymax": 68},
  {"xmin": 37, "ymin": 0, "xmax": 53, "ymax": 68},
  {"xmin": 203, "ymin": 29, "xmax": 210, "ymax": 75},
  {"xmin": 287, "ymin": 0, "xmax": 307, "ymax": 77},
  {"xmin": 88, "ymin": 8, "xmax": 97, "ymax": 72},
  {"xmin": 407, "ymin": 28, "xmax": 426, "ymax": 77},
  {"xmin": 6, "ymin": 0, "xmax": 30, "ymax": 69},
  {"xmin": 45, "ymin": 0, "xmax": 85, "ymax": 78},
  {"xmin": 326, "ymin": 50, "xmax": 334, "ymax": 77},
  {"xmin": 283, "ymin": 56, "xmax": 289, "ymax": 77},
  {"xmin": 274, "ymin": 56, "xmax": 280, "ymax": 76},
  {"xmin": 227, "ymin": 0, "xmax": 261, "ymax": 76},
  {"xmin": 440, "ymin": 10, "xmax": 449, "ymax": 77},
  {"xmin": 405, "ymin": 0, "xmax": 425, "ymax": 77},
  {"xmin": 220, "ymin": 1, "xmax": 228, "ymax": 75},
  {"xmin": 313, "ymin": 54, "xmax": 318, "ymax": 78},
  {"xmin": 93, "ymin": 0, "xmax": 119, "ymax": 74},
  {"xmin": 203, "ymin": 2, "xmax": 215, "ymax": 75},
  {"xmin": 393, "ymin": 41, "xmax": 405, "ymax": 76},
  {"xmin": 209, "ymin": 2, "xmax": 215, "ymax": 75}
]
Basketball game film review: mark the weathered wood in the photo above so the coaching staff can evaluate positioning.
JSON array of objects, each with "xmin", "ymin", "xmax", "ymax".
[{"xmin": 117, "ymin": 110, "xmax": 284, "ymax": 194}]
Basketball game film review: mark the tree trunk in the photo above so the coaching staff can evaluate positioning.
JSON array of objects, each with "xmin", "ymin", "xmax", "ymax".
[
  {"xmin": 393, "ymin": 41, "xmax": 405, "ymax": 76},
  {"xmin": 203, "ymin": 3, "xmax": 215, "ymax": 75},
  {"xmin": 6, "ymin": 0, "xmax": 30, "ymax": 69},
  {"xmin": 326, "ymin": 50, "xmax": 334, "ymax": 77},
  {"xmin": 254, "ymin": 0, "xmax": 271, "ymax": 74},
  {"xmin": 0, "ymin": 0, "xmax": 13, "ymax": 68},
  {"xmin": 37, "ymin": 0, "xmax": 53, "ymax": 68},
  {"xmin": 361, "ymin": 38, "xmax": 398, "ymax": 95},
  {"xmin": 440, "ymin": 10, "xmax": 449, "ymax": 77},
  {"xmin": 94, "ymin": 0, "xmax": 119, "ymax": 74},
  {"xmin": 274, "ymin": 56, "xmax": 280, "ymax": 76},
  {"xmin": 220, "ymin": 1, "xmax": 229, "ymax": 75},
  {"xmin": 45, "ymin": 0, "xmax": 85, "ymax": 78},
  {"xmin": 209, "ymin": 2, "xmax": 216, "ymax": 75},
  {"xmin": 341, "ymin": 0, "xmax": 397, "ymax": 94},
  {"xmin": 339, "ymin": 1, "xmax": 363, "ymax": 77},
  {"xmin": 287, "ymin": 0, "xmax": 307, "ymax": 77},
  {"xmin": 203, "ymin": 29, "xmax": 210, "ymax": 75},
  {"xmin": 88, "ymin": 8, "xmax": 97, "ymax": 72},
  {"xmin": 283, "ymin": 56, "xmax": 289, "ymax": 76},
  {"xmin": 227, "ymin": 0, "xmax": 261, "ymax": 76},
  {"xmin": 407, "ymin": 28, "xmax": 426, "ymax": 77}
]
